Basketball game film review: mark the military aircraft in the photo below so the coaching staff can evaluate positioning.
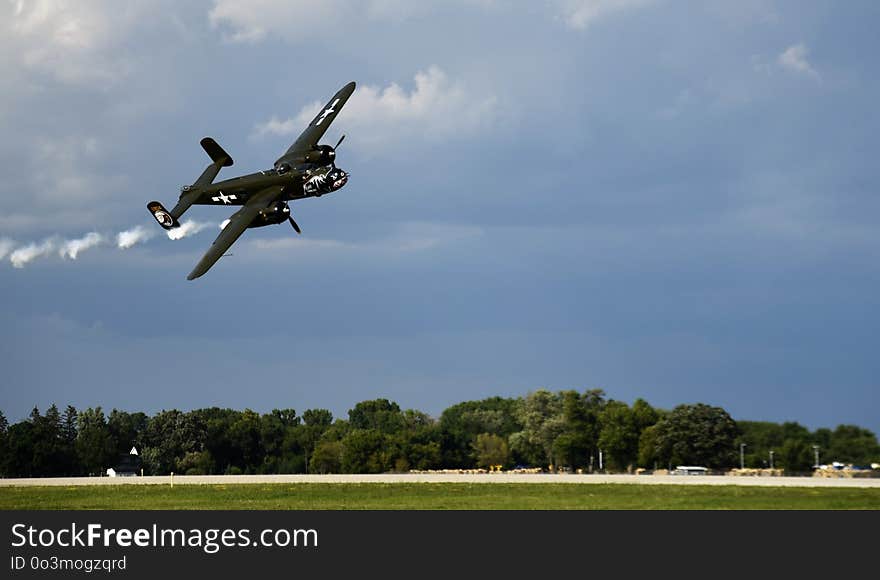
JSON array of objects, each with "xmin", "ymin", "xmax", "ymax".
[{"xmin": 148, "ymin": 81, "xmax": 356, "ymax": 280}]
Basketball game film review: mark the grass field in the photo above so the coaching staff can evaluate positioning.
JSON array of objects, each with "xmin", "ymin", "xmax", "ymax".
[{"xmin": 1, "ymin": 483, "xmax": 879, "ymax": 509}]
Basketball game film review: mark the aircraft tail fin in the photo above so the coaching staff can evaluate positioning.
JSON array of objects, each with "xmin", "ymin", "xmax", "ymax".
[
  {"xmin": 191, "ymin": 137, "xmax": 234, "ymax": 188},
  {"xmin": 147, "ymin": 201, "xmax": 181, "ymax": 230},
  {"xmin": 200, "ymin": 137, "xmax": 234, "ymax": 167}
]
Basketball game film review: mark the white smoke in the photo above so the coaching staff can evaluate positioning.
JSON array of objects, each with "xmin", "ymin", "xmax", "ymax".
[
  {"xmin": 10, "ymin": 239, "xmax": 56, "ymax": 268},
  {"xmin": 59, "ymin": 232, "xmax": 104, "ymax": 260},
  {"xmin": 117, "ymin": 225, "xmax": 155, "ymax": 249},
  {"xmin": 167, "ymin": 220, "xmax": 210, "ymax": 240},
  {"xmin": 0, "ymin": 238, "xmax": 15, "ymax": 260},
  {"xmin": 5, "ymin": 220, "xmax": 218, "ymax": 269}
]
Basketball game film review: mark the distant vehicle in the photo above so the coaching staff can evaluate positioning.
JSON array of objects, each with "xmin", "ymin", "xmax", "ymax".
[{"xmin": 673, "ymin": 466, "xmax": 708, "ymax": 475}]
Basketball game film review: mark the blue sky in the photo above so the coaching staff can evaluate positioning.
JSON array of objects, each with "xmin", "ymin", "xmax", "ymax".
[{"xmin": 1, "ymin": 0, "xmax": 877, "ymax": 433}]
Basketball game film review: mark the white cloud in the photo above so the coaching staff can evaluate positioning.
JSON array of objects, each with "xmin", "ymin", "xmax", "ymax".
[
  {"xmin": 249, "ymin": 221, "xmax": 484, "ymax": 256},
  {"xmin": 552, "ymin": 0, "xmax": 656, "ymax": 30},
  {"xmin": 208, "ymin": 0, "xmax": 343, "ymax": 43},
  {"xmin": 2, "ymin": 0, "xmax": 147, "ymax": 84},
  {"xmin": 9, "ymin": 238, "xmax": 56, "ymax": 268},
  {"xmin": 209, "ymin": 0, "xmax": 499, "ymax": 42},
  {"xmin": 0, "ymin": 238, "xmax": 15, "ymax": 260},
  {"xmin": 59, "ymin": 232, "xmax": 103, "ymax": 260},
  {"xmin": 254, "ymin": 67, "xmax": 497, "ymax": 150},
  {"xmin": 778, "ymin": 43, "xmax": 820, "ymax": 80}
]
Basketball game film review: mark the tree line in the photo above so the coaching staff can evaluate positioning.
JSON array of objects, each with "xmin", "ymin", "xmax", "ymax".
[{"xmin": 1, "ymin": 389, "xmax": 877, "ymax": 477}]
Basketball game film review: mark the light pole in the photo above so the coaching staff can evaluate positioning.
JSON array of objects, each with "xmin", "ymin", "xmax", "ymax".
[
  {"xmin": 812, "ymin": 445, "xmax": 820, "ymax": 468},
  {"xmin": 740, "ymin": 443, "xmax": 746, "ymax": 470},
  {"xmin": 769, "ymin": 450, "xmax": 774, "ymax": 470}
]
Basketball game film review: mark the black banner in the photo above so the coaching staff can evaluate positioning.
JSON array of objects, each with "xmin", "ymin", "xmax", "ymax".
[{"xmin": 0, "ymin": 510, "xmax": 874, "ymax": 578}]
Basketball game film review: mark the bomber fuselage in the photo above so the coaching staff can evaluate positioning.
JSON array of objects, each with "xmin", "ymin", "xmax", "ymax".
[{"xmin": 188, "ymin": 163, "xmax": 348, "ymax": 207}]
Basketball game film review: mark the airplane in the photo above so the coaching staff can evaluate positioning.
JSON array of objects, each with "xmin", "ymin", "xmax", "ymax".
[{"xmin": 147, "ymin": 81, "xmax": 356, "ymax": 280}]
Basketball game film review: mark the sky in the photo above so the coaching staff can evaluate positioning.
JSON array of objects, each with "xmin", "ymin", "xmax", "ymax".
[{"xmin": 1, "ymin": 0, "xmax": 877, "ymax": 434}]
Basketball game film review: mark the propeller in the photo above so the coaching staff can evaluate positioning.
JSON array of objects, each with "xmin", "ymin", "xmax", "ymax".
[
  {"xmin": 334, "ymin": 134, "xmax": 346, "ymax": 150},
  {"xmin": 288, "ymin": 215, "xmax": 301, "ymax": 234}
]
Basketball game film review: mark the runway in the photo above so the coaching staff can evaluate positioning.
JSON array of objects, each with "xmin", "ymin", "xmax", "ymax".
[{"xmin": 1, "ymin": 473, "xmax": 878, "ymax": 488}]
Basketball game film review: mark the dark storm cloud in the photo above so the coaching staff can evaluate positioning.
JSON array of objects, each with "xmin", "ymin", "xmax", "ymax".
[{"xmin": 1, "ymin": 1, "xmax": 878, "ymax": 435}]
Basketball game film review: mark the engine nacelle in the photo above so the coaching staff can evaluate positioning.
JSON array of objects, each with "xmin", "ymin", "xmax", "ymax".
[
  {"xmin": 282, "ymin": 146, "xmax": 335, "ymax": 167},
  {"xmin": 249, "ymin": 201, "xmax": 290, "ymax": 228}
]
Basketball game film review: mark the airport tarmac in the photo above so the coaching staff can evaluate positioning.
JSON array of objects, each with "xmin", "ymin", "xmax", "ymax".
[{"xmin": 1, "ymin": 473, "xmax": 878, "ymax": 488}]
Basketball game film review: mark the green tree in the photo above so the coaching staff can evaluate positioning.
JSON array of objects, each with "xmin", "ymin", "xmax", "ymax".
[
  {"xmin": 389, "ymin": 410, "xmax": 441, "ymax": 472},
  {"xmin": 341, "ymin": 429, "xmax": 390, "ymax": 473},
  {"xmin": 348, "ymin": 399, "xmax": 404, "ymax": 433},
  {"xmin": 303, "ymin": 409, "xmax": 333, "ymax": 428},
  {"xmin": 228, "ymin": 409, "xmax": 264, "ymax": 473},
  {"xmin": 30, "ymin": 406, "xmax": 67, "ymax": 476},
  {"xmin": 177, "ymin": 451, "xmax": 214, "ymax": 475},
  {"xmin": 826, "ymin": 425, "xmax": 880, "ymax": 465},
  {"xmin": 473, "ymin": 433, "xmax": 509, "ymax": 469},
  {"xmin": 598, "ymin": 400, "xmax": 639, "ymax": 472},
  {"xmin": 0, "ymin": 410, "xmax": 8, "ymax": 477},
  {"xmin": 439, "ymin": 397, "xmax": 520, "ymax": 468},
  {"xmin": 108, "ymin": 410, "xmax": 148, "ymax": 459},
  {"xmin": 142, "ymin": 409, "xmax": 206, "ymax": 475},
  {"xmin": 260, "ymin": 408, "xmax": 299, "ymax": 472},
  {"xmin": 638, "ymin": 424, "xmax": 660, "ymax": 469},
  {"xmin": 4, "ymin": 421, "xmax": 36, "ymax": 477},
  {"xmin": 76, "ymin": 407, "xmax": 115, "ymax": 475},
  {"xmin": 294, "ymin": 409, "xmax": 334, "ymax": 474},
  {"xmin": 779, "ymin": 438, "xmax": 814, "ymax": 473},
  {"xmin": 509, "ymin": 389, "xmax": 565, "ymax": 469},
  {"xmin": 554, "ymin": 390, "xmax": 603, "ymax": 471},
  {"xmin": 654, "ymin": 403, "xmax": 740, "ymax": 469},
  {"xmin": 631, "ymin": 398, "xmax": 660, "ymax": 432},
  {"xmin": 310, "ymin": 440, "xmax": 343, "ymax": 474}
]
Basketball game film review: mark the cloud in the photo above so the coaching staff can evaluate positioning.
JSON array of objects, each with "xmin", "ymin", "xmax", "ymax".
[
  {"xmin": 3, "ymin": 0, "xmax": 141, "ymax": 84},
  {"xmin": 209, "ymin": 1, "xmax": 499, "ymax": 42},
  {"xmin": 9, "ymin": 238, "xmax": 56, "ymax": 268},
  {"xmin": 552, "ymin": 0, "xmax": 657, "ymax": 30},
  {"xmin": 59, "ymin": 232, "xmax": 103, "ymax": 260},
  {"xmin": 253, "ymin": 67, "xmax": 497, "ymax": 150},
  {"xmin": 0, "ymin": 238, "xmax": 15, "ymax": 260},
  {"xmin": 0, "ymin": 132, "xmax": 131, "ymax": 235},
  {"xmin": 208, "ymin": 0, "xmax": 344, "ymax": 43},
  {"xmin": 117, "ymin": 225, "xmax": 156, "ymax": 249},
  {"xmin": 778, "ymin": 43, "xmax": 820, "ymax": 80},
  {"xmin": 249, "ymin": 221, "xmax": 484, "ymax": 257}
]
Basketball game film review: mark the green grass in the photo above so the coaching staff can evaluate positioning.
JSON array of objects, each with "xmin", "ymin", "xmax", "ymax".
[{"xmin": 1, "ymin": 483, "xmax": 879, "ymax": 510}]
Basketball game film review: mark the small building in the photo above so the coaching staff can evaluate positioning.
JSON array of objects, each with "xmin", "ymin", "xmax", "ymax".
[{"xmin": 106, "ymin": 447, "xmax": 142, "ymax": 477}]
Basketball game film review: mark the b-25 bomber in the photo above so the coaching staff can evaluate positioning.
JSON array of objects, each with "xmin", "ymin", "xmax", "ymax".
[{"xmin": 148, "ymin": 81, "xmax": 356, "ymax": 280}]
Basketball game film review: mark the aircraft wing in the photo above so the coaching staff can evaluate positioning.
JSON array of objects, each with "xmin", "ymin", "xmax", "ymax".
[
  {"xmin": 186, "ymin": 187, "xmax": 282, "ymax": 280},
  {"xmin": 276, "ymin": 81, "xmax": 356, "ymax": 164}
]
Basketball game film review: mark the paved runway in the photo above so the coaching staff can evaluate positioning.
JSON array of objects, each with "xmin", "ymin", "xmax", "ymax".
[{"xmin": 1, "ymin": 473, "xmax": 878, "ymax": 488}]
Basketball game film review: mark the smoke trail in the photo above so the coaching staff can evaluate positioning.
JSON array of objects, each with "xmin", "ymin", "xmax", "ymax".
[
  {"xmin": 10, "ymin": 239, "xmax": 56, "ymax": 268},
  {"xmin": 0, "ymin": 238, "xmax": 14, "ymax": 260},
  {"xmin": 167, "ymin": 220, "xmax": 210, "ymax": 240},
  {"xmin": 5, "ymin": 220, "xmax": 218, "ymax": 269},
  {"xmin": 59, "ymin": 232, "xmax": 104, "ymax": 260},
  {"xmin": 117, "ymin": 225, "xmax": 155, "ymax": 249}
]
